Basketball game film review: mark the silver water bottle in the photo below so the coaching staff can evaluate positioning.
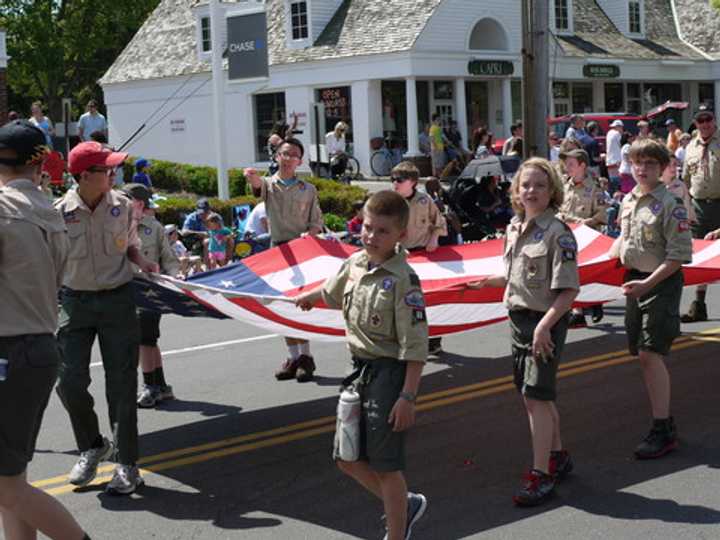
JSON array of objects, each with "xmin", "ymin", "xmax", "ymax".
[{"xmin": 336, "ymin": 387, "xmax": 361, "ymax": 461}]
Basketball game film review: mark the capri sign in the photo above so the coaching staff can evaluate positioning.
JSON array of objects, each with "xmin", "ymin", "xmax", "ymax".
[
  {"xmin": 468, "ymin": 60, "xmax": 514, "ymax": 77},
  {"xmin": 583, "ymin": 64, "xmax": 620, "ymax": 78}
]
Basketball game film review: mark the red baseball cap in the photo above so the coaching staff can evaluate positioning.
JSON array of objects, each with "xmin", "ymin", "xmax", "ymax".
[{"xmin": 68, "ymin": 141, "xmax": 128, "ymax": 175}]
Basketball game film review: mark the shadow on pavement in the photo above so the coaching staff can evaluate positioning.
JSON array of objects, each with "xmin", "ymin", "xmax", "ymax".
[{"xmin": 96, "ymin": 333, "xmax": 720, "ymax": 538}]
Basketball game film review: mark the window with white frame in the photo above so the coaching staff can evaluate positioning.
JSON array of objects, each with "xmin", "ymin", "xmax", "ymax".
[
  {"xmin": 200, "ymin": 16, "xmax": 211, "ymax": 52},
  {"xmin": 555, "ymin": 0, "xmax": 570, "ymax": 31},
  {"xmin": 290, "ymin": 1, "xmax": 309, "ymax": 40},
  {"xmin": 628, "ymin": 1, "xmax": 641, "ymax": 34}
]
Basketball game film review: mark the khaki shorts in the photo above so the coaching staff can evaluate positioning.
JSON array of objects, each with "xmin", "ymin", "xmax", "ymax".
[
  {"xmin": 508, "ymin": 310, "xmax": 569, "ymax": 401},
  {"xmin": 625, "ymin": 269, "xmax": 683, "ymax": 356},
  {"xmin": 0, "ymin": 334, "xmax": 59, "ymax": 476},
  {"xmin": 431, "ymin": 150, "xmax": 446, "ymax": 171},
  {"xmin": 334, "ymin": 358, "xmax": 407, "ymax": 472}
]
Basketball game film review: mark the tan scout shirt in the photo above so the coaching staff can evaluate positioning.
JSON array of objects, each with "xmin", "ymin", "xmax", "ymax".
[
  {"xmin": 503, "ymin": 209, "xmax": 580, "ymax": 313},
  {"xmin": 665, "ymin": 179, "xmax": 697, "ymax": 223},
  {"xmin": 0, "ymin": 179, "xmax": 68, "ymax": 336},
  {"xmin": 136, "ymin": 214, "xmax": 180, "ymax": 276},
  {"xmin": 402, "ymin": 190, "xmax": 447, "ymax": 249},
  {"xmin": 322, "ymin": 249, "xmax": 428, "ymax": 363},
  {"xmin": 557, "ymin": 175, "xmax": 608, "ymax": 229},
  {"xmin": 54, "ymin": 189, "xmax": 140, "ymax": 291},
  {"xmin": 618, "ymin": 184, "xmax": 693, "ymax": 273},
  {"xmin": 258, "ymin": 175, "xmax": 323, "ymax": 244},
  {"xmin": 682, "ymin": 130, "xmax": 720, "ymax": 199}
]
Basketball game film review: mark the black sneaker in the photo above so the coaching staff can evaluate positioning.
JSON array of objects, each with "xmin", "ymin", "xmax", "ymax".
[
  {"xmin": 512, "ymin": 469, "xmax": 555, "ymax": 507},
  {"xmin": 634, "ymin": 418, "xmax": 678, "ymax": 459},
  {"xmin": 295, "ymin": 355, "xmax": 316, "ymax": 383},
  {"xmin": 549, "ymin": 450, "xmax": 574, "ymax": 481},
  {"xmin": 681, "ymin": 300, "xmax": 708, "ymax": 323},
  {"xmin": 591, "ymin": 304, "xmax": 604, "ymax": 323},
  {"xmin": 381, "ymin": 492, "xmax": 427, "ymax": 540},
  {"xmin": 568, "ymin": 312, "xmax": 587, "ymax": 329}
]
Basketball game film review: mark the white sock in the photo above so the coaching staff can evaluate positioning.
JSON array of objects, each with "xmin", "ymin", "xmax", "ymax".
[
  {"xmin": 287, "ymin": 344, "xmax": 301, "ymax": 360},
  {"xmin": 299, "ymin": 342, "xmax": 310, "ymax": 356}
]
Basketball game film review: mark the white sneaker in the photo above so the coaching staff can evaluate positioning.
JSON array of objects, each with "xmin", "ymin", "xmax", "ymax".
[
  {"xmin": 106, "ymin": 464, "xmax": 144, "ymax": 495},
  {"xmin": 68, "ymin": 437, "xmax": 114, "ymax": 486},
  {"xmin": 137, "ymin": 385, "xmax": 157, "ymax": 408}
]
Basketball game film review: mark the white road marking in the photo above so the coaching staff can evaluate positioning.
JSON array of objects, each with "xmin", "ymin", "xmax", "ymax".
[{"xmin": 89, "ymin": 334, "xmax": 278, "ymax": 368}]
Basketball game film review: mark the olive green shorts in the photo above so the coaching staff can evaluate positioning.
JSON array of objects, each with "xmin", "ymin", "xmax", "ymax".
[
  {"xmin": 335, "ymin": 358, "xmax": 407, "ymax": 472},
  {"xmin": 625, "ymin": 269, "xmax": 683, "ymax": 356},
  {"xmin": 0, "ymin": 334, "xmax": 60, "ymax": 476},
  {"xmin": 508, "ymin": 310, "xmax": 569, "ymax": 402},
  {"xmin": 691, "ymin": 198, "xmax": 720, "ymax": 239}
]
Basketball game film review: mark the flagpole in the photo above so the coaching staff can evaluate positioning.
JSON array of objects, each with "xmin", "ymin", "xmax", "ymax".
[{"xmin": 210, "ymin": 0, "xmax": 230, "ymax": 200}]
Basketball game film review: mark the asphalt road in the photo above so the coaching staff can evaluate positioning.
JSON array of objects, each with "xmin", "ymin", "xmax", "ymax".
[{"xmin": 22, "ymin": 292, "xmax": 720, "ymax": 540}]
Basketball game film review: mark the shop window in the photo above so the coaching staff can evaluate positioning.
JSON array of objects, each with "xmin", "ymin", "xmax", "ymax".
[
  {"xmin": 290, "ymin": 1, "xmax": 309, "ymax": 40},
  {"xmin": 642, "ymin": 83, "xmax": 681, "ymax": 111},
  {"xmin": 511, "ymin": 81, "xmax": 522, "ymax": 125},
  {"xmin": 554, "ymin": 0, "xmax": 570, "ymax": 32},
  {"xmin": 316, "ymin": 86, "xmax": 353, "ymax": 143},
  {"xmin": 627, "ymin": 83, "xmax": 641, "ymax": 114},
  {"xmin": 605, "ymin": 83, "xmax": 624, "ymax": 112},
  {"xmin": 628, "ymin": 1, "xmax": 642, "ymax": 34},
  {"xmin": 381, "ymin": 81, "xmax": 407, "ymax": 149},
  {"xmin": 468, "ymin": 18, "xmax": 509, "ymax": 51},
  {"xmin": 571, "ymin": 83, "xmax": 593, "ymax": 113},
  {"xmin": 466, "ymin": 81, "xmax": 489, "ymax": 133},
  {"xmin": 200, "ymin": 16, "xmax": 211, "ymax": 52},
  {"xmin": 254, "ymin": 92, "xmax": 286, "ymax": 161},
  {"xmin": 416, "ymin": 81, "xmax": 430, "ymax": 129},
  {"xmin": 553, "ymin": 82, "xmax": 570, "ymax": 117},
  {"xmin": 699, "ymin": 83, "xmax": 715, "ymax": 109}
]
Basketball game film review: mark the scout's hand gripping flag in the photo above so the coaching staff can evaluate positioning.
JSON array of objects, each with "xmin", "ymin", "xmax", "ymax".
[{"xmin": 133, "ymin": 225, "xmax": 720, "ymax": 341}]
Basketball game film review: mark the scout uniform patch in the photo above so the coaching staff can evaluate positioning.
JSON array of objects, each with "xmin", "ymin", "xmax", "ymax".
[
  {"xmin": 382, "ymin": 277, "xmax": 394, "ymax": 290},
  {"xmin": 650, "ymin": 201, "xmax": 662, "ymax": 215},
  {"xmin": 404, "ymin": 290, "xmax": 425, "ymax": 308},
  {"xmin": 111, "ymin": 207, "xmax": 121, "ymax": 217}
]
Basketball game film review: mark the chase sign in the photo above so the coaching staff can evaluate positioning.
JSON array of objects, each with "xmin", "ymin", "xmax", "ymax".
[{"xmin": 227, "ymin": 11, "xmax": 269, "ymax": 80}]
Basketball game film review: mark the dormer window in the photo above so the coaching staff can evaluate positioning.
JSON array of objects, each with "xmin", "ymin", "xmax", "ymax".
[
  {"xmin": 555, "ymin": 0, "xmax": 569, "ymax": 31},
  {"xmin": 290, "ymin": 1, "xmax": 309, "ymax": 40},
  {"xmin": 201, "ymin": 16, "xmax": 212, "ymax": 52},
  {"xmin": 628, "ymin": 1, "xmax": 642, "ymax": 34}
]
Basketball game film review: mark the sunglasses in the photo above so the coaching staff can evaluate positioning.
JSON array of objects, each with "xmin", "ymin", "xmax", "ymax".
[{"xmin": 391, "ymin": 176, "xmax": 412, "ymax": 183}]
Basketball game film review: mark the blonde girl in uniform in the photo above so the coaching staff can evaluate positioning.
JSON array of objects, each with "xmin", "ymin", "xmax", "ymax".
[{"xmin": 468, "ymin": 158, "xmax": 580, "ymax": 506}]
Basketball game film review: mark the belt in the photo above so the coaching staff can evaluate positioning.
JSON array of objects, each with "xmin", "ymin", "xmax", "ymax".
[
  {"xmin": 62, "ymin": 282, "xmax": 132, "ymax": 297},
  {"xmin": 692, "ymin": 197, "xmax": 720, "ymax": 204},
  {"xmin": 623, "ymin": 268, "xmax": 652, "ymax": 279}
]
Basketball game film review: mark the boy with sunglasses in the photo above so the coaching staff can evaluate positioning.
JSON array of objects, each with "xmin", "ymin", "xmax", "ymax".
[
  {"xmin": 54, "ymin": 142, "xmax": 158, "ymax": 495},
  {"xmin": 244, "ymin": 138, "xmax": 324, "ymax": 382},
  {"xmin": 391, "ymin": 161, "xmax": 446, "ymax": 355}
]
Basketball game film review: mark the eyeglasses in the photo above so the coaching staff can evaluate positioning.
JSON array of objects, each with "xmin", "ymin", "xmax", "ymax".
[
  {"xmin": 279, "ymin": 151, "xmax": 301, "ymax": 159},
  {"xmin": 391, "ymin": 176, "xmax": 411, "ymax": 183},
  {"xmin": 696, "ymin": 116, "xmax": 714, "ymax": 124},
  {"xmin": 631, "ymin": 159, "xmax": 660, "ymax": 169},
  {"xmin": 87, "ymin": 166, "xmax": 117, "ymax": 176}
]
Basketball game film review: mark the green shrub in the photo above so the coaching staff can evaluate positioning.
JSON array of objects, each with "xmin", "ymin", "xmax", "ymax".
[
  {"xmin": 155, "ymin": 195, "xmax": 258, "ymax": 227},
  {"xmin": 324, "ymin": 213, "xmax": 347, "ymax": 232}
]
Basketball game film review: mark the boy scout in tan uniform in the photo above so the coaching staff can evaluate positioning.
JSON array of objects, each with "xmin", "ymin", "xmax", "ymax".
[
  {"xmin": 392, "ymin": 161, "xmax": 446, "ymax": 356},
  {"xmin": 0, "ymin": 120, "xmax": 92, "ymax": 539},
  {"xmin": 54, "ymin": 141, "xmax": 158, "ymax": 496},
  {"xmin": 294, "ymin": 190, "xmax": 428, "ymax": 540},
  {"xmin": 680, "ymin": 105, "xmax": 720, "ymax": 322},
  {"xmin": 122, "ymin": 184, "xmax": 180, "ymax": 409},
  {"xmin": 614, "ymin": 139, "xmax": 692, "ymax": 460},
  {"xmin": 244, "ymin": 138, "xmax": 323, "ymax": 382}
]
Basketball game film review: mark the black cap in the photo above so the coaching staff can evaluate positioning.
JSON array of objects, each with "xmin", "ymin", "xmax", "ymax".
[
  {"xmin": 695, "ymin": 104, "xmax": 715, "ymax": 120},
  {"xmin": 0, "ymin": 120, "xmax": 50, "ymax": 166},
  {"xmin": 196, "ymin": 198, "xmax": 211, "ymax": 211},
  {"xmin": 121, "ymin": 183, "xmax": 157, "ymax": 208}
]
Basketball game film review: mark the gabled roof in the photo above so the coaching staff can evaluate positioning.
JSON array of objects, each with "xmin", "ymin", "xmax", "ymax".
[
  {"xmin": 673, "ymin": 0, "xmax": 720, "ymax": 59},
  {"xmin": 556, "ymin": 0, "xmax": 706, "ymax": 60},
  {"xmin": 101, "ymin": 0, "xmax": 443, "ymax": 85}
]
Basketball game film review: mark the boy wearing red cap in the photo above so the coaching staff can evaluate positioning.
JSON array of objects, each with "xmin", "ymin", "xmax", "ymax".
[{"xmin": 54, "ymin": 141, "xmax": 158, "ymax": 495}]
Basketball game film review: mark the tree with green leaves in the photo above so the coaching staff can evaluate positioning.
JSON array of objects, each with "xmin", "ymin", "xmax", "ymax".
[
  {"xmin": 712, "ymin": 0, "xmax": 720, "ymax": 10},
  {"xmin": 1, "ymin": 0, "xmax": 159, "ymax": 121}
]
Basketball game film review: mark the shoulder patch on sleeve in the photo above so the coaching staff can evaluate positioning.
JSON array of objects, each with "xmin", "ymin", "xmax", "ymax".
[
  {"xmin": 409, "ymin": 274, "xmax": 421, "ymax": 287},
  {"xmin": 557, "ymin": 233, "xmax": 577, "ymax": 250},
  {"xmin": 671, "ymin": 206, "xmax": 688, "ymax": 221},
  {"xmin": 404, "ymin": 289, "xmax": 425, "ymax": 309}
]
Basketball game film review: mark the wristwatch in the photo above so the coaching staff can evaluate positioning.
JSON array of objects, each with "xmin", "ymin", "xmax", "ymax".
[{"xmin": 399, "ymin": 391, "xmax": 417, "ymax": 403}]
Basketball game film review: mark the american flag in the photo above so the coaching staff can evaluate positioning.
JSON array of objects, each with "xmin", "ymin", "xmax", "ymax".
[{"xmin": 132, "ymin": 226, "xmax": 720, "ymax": 340}]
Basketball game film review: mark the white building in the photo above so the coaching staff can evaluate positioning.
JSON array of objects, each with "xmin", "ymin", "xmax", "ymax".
[{"xmin": 101, "ymin": 0, "xmax": 720, "ymax": 174}]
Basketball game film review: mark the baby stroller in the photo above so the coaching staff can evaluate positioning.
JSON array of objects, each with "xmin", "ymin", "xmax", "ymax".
[{"xmin": 446, "ymin": 156, "xmax": 520, "ymax": 241}]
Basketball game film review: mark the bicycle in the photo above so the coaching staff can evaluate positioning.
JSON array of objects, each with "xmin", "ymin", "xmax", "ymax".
[
  {"xmin": 329, "ymin": 152, "xmax": 363, "ymax": 184},
  {"xmin": 370, "ymin": 142, "xmax": 403, "ymax": 177}
]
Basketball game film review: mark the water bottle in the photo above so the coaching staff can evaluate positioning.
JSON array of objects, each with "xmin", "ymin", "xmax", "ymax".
[
  {"xmin": 0, "ymin": 359, "xmax": 8, "ymax": 382},
  {"xmin": 336, "ymin": 387, "xmax": 361, "ymax": 461}
]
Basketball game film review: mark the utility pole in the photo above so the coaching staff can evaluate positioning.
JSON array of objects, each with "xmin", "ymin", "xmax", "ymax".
[
  {"xmin": 521, "ymin": 0, "xmax": 550, "ymax": 159},
  {"xmin": 210, "ymin": 0, "xmax": 230, "ymax": 200}
]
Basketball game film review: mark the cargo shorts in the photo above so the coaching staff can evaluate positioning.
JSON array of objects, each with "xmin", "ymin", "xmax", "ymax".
[
  {"xmin": 508, "ymin": 309, "xmax": 569, "ymax": 402},
  {"xmin": 334, "ymin": 358, "xmax": 407, "ymax": 472},
  {"xmin": 0, "ymin": 334, "xmax": 60, "ymax": 476},
  {"xmin": 625, "ymin": 269, "xmax": 683, "ymax": 356},
  {"xmin": 691, "ymin": 198, "xmax": 720, "ymax": 239}
]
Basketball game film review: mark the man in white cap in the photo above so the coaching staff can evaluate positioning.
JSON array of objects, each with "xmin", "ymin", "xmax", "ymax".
[{"xmin": 605, "ymin": 119, "xmax": 624, "ymax": 193}]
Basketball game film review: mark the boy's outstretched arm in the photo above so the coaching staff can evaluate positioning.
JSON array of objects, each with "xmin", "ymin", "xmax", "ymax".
[{"xmin": 294, "ymin": 284, "xmax": 325, "ymax": 311}]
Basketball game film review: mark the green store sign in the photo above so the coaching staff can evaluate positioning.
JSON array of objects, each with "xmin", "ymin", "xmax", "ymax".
[
  {"xmin": 468, "ymin": 60, "xmax": 514, "ymax": 77},
  {"xmin": 583, "ymin": 64, "xmax": 621, "ymax": 78}
]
